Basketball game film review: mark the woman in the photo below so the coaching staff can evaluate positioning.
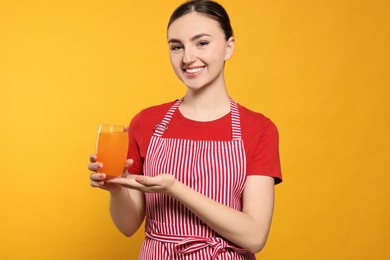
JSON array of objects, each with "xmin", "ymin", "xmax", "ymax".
[{"xmin": 89, "ymin": 0, "xmax": 282, "ymax": 259}]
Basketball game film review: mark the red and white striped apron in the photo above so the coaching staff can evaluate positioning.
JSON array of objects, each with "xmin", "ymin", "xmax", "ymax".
[{"xmin": 139, "ymin": 98, "xmax": 256, "ymax": 260}]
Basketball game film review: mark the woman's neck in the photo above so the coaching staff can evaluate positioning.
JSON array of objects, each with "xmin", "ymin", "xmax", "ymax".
[{"xmin": 179, "ymin": 86, "xmax": 231, "ymax": 122}]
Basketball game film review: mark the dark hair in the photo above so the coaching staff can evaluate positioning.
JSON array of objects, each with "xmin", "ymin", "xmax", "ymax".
[{"xmin": 168, "ymin": 0, "xmax": 233, "ymax": 40}]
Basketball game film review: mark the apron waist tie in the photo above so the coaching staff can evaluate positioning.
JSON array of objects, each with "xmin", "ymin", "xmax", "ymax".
[{"xmin": 145, "ymin": 232, "xmax": 248, "ymax": 259}]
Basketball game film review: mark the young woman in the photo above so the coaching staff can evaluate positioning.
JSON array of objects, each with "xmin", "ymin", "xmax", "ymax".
[{"xmin": 89, "ymin": 0, "xmax": 282, "ymax": 259}]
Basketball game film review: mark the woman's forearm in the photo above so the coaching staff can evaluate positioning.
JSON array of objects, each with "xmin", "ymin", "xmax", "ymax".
[
  {"xmin": 167, "ymin": 177, "xmax": 274, "ymax": 253},
  {"xmin": 109, "ymin": 188, "xmax": 145, "ymax": 237}
]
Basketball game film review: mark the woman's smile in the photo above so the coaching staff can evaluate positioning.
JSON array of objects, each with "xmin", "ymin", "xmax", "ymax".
[{"xmin": 184, "ymin": 66, "xmax": 205, "ymax": 76}]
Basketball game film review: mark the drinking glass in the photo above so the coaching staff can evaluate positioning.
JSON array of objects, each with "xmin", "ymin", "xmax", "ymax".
[{"xmin": 95, "ymin": 124, "xmax": 128, "ymax": 179}]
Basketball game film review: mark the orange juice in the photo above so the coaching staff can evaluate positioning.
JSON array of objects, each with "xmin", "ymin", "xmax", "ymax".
[{"xmin": 96, "ymin": 130, "xmax": 128, "ymax": 178}]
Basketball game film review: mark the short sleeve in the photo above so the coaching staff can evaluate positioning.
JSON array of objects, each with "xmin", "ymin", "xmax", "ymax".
[{"xmin": 246, "ymin": 121, "xmax": 282, "ymax": 184}]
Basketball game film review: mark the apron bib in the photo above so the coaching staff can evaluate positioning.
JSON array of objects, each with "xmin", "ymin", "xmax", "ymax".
[{"xmin": 139, "ymin": 98, "xmax": 255, "ymax": 260}]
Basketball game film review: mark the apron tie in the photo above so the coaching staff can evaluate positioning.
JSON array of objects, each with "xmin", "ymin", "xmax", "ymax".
[{"xmin": 146, "ymin": 232, "xmax": 248, "ymax": 259}]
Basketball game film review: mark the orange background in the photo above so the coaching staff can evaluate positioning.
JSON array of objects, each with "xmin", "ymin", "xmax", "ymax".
[{"xmin": 0, "ymin": 0, "xmax": 389, "ymax": 259}]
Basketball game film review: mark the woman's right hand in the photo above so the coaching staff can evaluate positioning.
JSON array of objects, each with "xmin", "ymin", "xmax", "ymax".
[{"xmin": 88, "ymin": 154, "xmax": 132, "ymax": 193}]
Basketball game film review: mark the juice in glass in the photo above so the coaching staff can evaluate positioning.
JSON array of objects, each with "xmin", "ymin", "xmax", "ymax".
[{"xmin": 96, "ymin": 124, "xmax": 128, "ymax": 179}]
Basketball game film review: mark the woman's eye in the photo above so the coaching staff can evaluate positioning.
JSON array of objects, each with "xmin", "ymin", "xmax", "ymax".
[
  {"xmin": 170, "ymin": 45, "xmax": 182, "ymax": 51},
  {"xmin": 198, "ymin": 41, "xmax": 209, "ymax": 47}
]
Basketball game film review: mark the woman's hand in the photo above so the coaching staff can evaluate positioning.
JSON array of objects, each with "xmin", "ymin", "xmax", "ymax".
[
  {"xmin": 88, "ymin": 154, "xmax": 134, "ymax": 193},
  {"xmin": 107, "ymin": 174, "xmax": 177, "ymax": 194}
]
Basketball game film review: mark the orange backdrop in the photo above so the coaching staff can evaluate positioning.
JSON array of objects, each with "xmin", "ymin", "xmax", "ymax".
[{"xmin": 0, "ymin": 0, "xmax": 389, "ymax": 259}]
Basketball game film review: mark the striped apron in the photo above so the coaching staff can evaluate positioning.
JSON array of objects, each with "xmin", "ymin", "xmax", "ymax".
[{"xmin": 139, "ymin": 98, "xmax": 256, "ymax": 260}]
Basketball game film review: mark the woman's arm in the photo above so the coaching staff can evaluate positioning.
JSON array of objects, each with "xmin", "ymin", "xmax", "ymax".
[
  {"xmin": 168, "ymin": 175, "xmax": 274, "ymax": 253},
  {"xmin": 108, "ymin": 175, "xmax": 146, "ymax": 237},
  {"xmin": 107, "ymin": 174, "xmax": 275, "ymax": 253},
  {"xmin": 89, "ymin": 158, "xmax": 146, "ymax": 237}
]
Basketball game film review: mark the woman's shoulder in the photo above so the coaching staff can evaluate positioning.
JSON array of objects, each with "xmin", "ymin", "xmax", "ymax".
[
  {"xmin": 238, "ymin": 104, "xmax": 276, "ymax": 129},
  {"xmin": 135, "ymin": 100, "xmax": 178, "ymax": 119},
  {"xmin": 138, "ymin": 101, "xmax": 176, "ymax": 117},
  {"xmin": 130, "ymin": 100, "xmax": 176, "ymax": 128}
]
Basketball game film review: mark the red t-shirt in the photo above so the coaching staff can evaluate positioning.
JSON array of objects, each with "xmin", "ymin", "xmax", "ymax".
[{"xmin": 128, "ymin": 101, "xmax": 282, "ymax": 184}]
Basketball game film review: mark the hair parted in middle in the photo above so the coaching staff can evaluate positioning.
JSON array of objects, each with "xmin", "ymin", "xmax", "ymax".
[{"xmin": 167, "ymin": 0, "xmax": 234, "ymax": 40}]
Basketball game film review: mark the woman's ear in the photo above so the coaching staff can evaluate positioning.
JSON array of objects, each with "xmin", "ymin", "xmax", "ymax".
[{"xmin": 224, "ymin": 36, "xmax": 235, "ymax": 61}]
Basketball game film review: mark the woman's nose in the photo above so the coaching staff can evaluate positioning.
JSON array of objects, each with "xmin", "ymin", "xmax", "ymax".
[{"xmin": 183, "ymin": 47, "xmax": 195, "ymax": 64}]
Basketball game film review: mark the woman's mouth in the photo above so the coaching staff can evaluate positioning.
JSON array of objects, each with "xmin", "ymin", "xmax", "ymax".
[{"xmin": 184, "ymin": 66, "xmax": 205, "ymax": 75}]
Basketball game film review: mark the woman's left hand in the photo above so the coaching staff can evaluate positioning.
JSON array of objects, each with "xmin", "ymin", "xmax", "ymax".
[{"xmin": 106, "ymin": 174, "xmax": 177, "ymax": 194}]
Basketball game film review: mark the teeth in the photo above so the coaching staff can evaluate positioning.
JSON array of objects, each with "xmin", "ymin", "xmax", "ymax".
[{"xmin": 185, "ymin": 67, "xmax": 203, "ymax": 74}]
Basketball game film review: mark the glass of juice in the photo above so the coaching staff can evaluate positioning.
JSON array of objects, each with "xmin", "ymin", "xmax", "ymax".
[{"xmin": 96, "ymin": 124, "xmax": 128, "ymax": 179}]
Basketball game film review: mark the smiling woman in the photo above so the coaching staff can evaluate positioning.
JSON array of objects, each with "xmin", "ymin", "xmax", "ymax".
[
  {"xmin": 168, "ymin": 13, "xmax": 235, "ymax": 93},
  {"xmin": 88, "ymin": 0, "xmax": 282, "ymax": 259},
  {"xmin": 1, "ymin": 0, "xmax": 387, "ymax": 259}
]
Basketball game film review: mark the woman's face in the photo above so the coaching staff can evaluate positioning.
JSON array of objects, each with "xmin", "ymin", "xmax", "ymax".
[{"xmin": 167, "ymin": 12, "xmax": 234, "ymax": 91}]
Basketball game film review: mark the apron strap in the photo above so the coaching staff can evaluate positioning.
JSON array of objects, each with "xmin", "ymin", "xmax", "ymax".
[
  {"xmin": 229, "ymin": 98, "xmax": 242, "ymax": 140},
  {"xmin": 153, "ymin": 98, "xmax": 183, "ymax": 137}
]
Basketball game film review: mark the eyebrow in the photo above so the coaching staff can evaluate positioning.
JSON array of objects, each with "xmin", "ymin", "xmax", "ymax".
[{"xmin": 168, "ymin": 33, "xmax": 212, "ymax": 44}]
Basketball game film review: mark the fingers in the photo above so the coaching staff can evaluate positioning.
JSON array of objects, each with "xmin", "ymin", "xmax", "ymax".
[
  {"xmin": 121, "ymin": 159, "xmax": 134, "ymax": 177},
  {"xmin": 88, "ymin": 162, "xmax": 103, "ymax": 171},
  {"xmin": 107, "ymin": 176, "xmax": 146, "ymax": 190},
  {"xmin": 125, "ymin": 158, "xmax": 134, "ymax": 167},
  {"xmin": 90, "ymin": 172, "xmax": 106, "ymax": 181},
  {"xmin": 88, "ymin": 155, "xmax": 136, "ymax": 191},
  {"xmin": 89, "ymin": 154, "xmax": 105, "ymax": 187},
  {"xmin": 90, "ymin": 173, "xmax": 106, "ymax": 187},
  {"xmin": 89, "ymin": 154, "xmax": 97, "ymax": 162},
  {"xmin": 135, "ymin": 175, "xmax": 145, "ymax": 184},
  {"xmin": 88, "ymin": 154, "xmax": 103, "ymax": 172},
  {"xmin": 134, "ymin": 175, "xmax": 157, "ymax": 187},
  {"xmin": 90, "ymin": 180, "xmax": 105, "ymax": 187}
]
